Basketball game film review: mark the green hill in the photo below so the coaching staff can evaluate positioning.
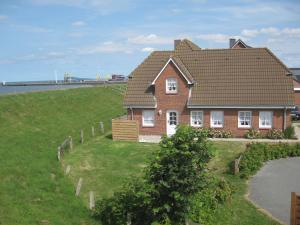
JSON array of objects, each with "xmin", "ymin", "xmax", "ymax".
[{"xmin": 0, "ymin": 86, "xmax": 124, "ymax": 225}]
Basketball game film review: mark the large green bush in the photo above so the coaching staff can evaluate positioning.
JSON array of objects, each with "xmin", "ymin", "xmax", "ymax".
[
  {"xmin": 93, "ymin": 125, "xmax": 215, "ymax": 225},
  {"xmin": 239, "ymin": 143, "xmax": 300, "ymax": 178}
]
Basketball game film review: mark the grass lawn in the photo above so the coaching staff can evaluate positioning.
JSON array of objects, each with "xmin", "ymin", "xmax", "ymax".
[
  {"xmin": 63, "ymin": 136, "xmax": 160, "ymax": 205},
  {"xmin": 0, "ymin": 86, "xmax": 125, "ymax": 225},
  {"xmin": 208, "ymin": 142, "xmax": 281, "ymax": 225},
  {"xmin": 65, "ymin": 139, "xmax": 281, "ymax": 225}
]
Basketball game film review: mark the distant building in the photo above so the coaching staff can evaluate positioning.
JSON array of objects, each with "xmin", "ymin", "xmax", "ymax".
[
  {"xmin": 229, "ymin": 38, "xmax": 252, "ymax": 49},
  {"xmin": 291, "ymin": 68, "xmax": 300, "ymax": 107},
  {"xmin": 109, "ymin": 74, "xmax": 126, "ymax": 81}
]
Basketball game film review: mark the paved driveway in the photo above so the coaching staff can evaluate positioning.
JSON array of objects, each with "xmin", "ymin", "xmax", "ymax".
[{"xmin": 249, "ymin": 157, "xmax": 300, "ymax": 224}]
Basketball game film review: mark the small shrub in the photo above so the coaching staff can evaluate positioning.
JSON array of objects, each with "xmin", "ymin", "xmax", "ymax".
[
  {"xmin": 244, "ymin": 129, "xmax": 262, "ymax": 139},
  {"xmin": 196, "ymin": 128, "xmax": 233, "ymax": 138},
  {"xmin": 266, "ymin": 129, "xmax": 284, "ymax": 139},
  {"xmin": 188, "ymin": 175, "xmax": 233, "ymax": 225},
  {"xmin": 284, "ymin": 126, "xmax": 296, "ymax": 139}
]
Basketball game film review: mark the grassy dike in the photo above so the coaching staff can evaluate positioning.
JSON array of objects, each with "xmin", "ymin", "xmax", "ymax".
[{"xmin": 0, "ymin": 86, "xmax": 124, "ymax": 225}]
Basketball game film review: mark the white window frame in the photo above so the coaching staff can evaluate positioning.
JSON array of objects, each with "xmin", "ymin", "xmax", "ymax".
[
  {"xmin": 142, "ymin": 110, "xmax": 155, "ymax": 127},
  {"xmin": 190, "ymin": 111, "xmax": 203, "ymax": 127},
  {"xmin": 259, "ymin": 111, "xmax": 273, "ymax": 129},
  {"xmin": 166, "ymin": 78, "xmax": 178, "ymax": 94},
  {"xmin": 210, "ymin": 111, "xmax": 224, "ymax": 128},
  {"xmin": 238, "ymin": 111, "xmax": 252, "ymax": 128}
]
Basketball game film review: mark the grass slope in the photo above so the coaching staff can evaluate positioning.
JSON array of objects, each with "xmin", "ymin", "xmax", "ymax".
[
  {"xmin": 0, "ymin": 86, "xmax": 124, "ymax": 225},
  {"xmin": 63, "ymin": 136, "xmax": 160, "ymax": 205}
]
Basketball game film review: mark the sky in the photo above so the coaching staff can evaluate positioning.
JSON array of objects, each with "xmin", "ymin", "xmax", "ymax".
[{"xmin": 0, "ymin": 0, "xmax": 300, "ymax": 82}]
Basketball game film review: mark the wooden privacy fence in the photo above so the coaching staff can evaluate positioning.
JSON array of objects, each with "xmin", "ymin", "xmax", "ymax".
[
  {"xmin": 112, "ymin": 119, "xmax": 139, "ymax": 141},
  {"xmin": 291, "ymin": 192, "xmax": 300, "ymax": 225}
]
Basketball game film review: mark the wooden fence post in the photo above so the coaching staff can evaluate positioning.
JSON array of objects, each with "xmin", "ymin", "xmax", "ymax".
[
  {"xmin": 233, "ymin": 155, "xmax": 242, "ymax": 175},
  {"xmin": 57, "ymin": 146, "xmax": 61, "ymax": 161},
  {"xmin": 75, "ymin": 178, "xmax": 83, "ymax": 196},
  {"xmin": 80, "ymin": 129, "xmax": 84, "ymax": 144},
  {"xmin": 89, "ymin": 191, "xmax": 95, "ymax": 209},
  {"xmin": 99, "ymin": 122, "xmax": 104, "ymax": 134},
  {"xmin": 69, "ymin": 136, "xmax": 73, "ymax": 150},
  {"xmin": 65, "ymin": 165, "xmax": 71, "ymax": 175},
  {"xmin": 91, "ymin": 126, "xmax": 95, "ymax": 137},
  {"xmin": 126, "ymin": 213, "xmax": 131, "ymax": 225}
]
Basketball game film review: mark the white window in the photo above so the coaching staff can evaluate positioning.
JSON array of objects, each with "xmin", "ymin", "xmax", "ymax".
[
  {"xmin": 190, "ymin": 111, "xmax": 203, "ymax": 127},
  {"xmin": 166, "ymin": 78, "xmax": 177, "ymax": 93},
  {"xmin": 142, "ymin": 110, "xmax": 155, "ymax": 127},
  {"xmin": 259, "ymin": 111, "xmax": 272, "ymax": 128},
  {"xmin": 210, "ymin": 111, "xmax": 224, "ymax": 128},
  {"xmin": 238, "ymin": 111, "xmax": 252, "ymax": 128}
]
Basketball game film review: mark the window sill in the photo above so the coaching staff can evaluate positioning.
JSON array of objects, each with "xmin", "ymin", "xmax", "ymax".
[
  {"xmin": 238, "ymin": 126, "xmax": 252, "ymax": 129},
  {"xmin": 259, "ymin": 127, "xmax": 272, "ymax": 130},
  {"xmin": 165, "ymin": 92, "xmax": 178, "ymax": 95},
  {"xmin": 210, "ymin": 126, "xmax": 224, "ymax": 128},
  {"xmin": 142, "ymin": 125, "xmax": 155, "ymax": 128}
]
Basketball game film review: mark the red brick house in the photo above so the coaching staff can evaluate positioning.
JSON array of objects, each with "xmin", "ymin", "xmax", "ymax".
[{"xmin": 124, "ymin": 39, "xmax": 294, "ymax": 137}]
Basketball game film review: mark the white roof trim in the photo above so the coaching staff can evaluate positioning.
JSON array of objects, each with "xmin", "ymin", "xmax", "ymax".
[
  {"xmin": 294, "ymin": 88, "xmax": 300, "ymax": 91},
  {"xmin": 124, "ymin": 105, "xmax": 157, "ymax": 109},
  {"xmin": 188, "ymin": 105, "xmax": 294, "ymax": 109},
  {"xmin": 231, "ymin": 39, "xmax": 248, "ymax": 48},
  {"xmin": 151, "ymin": 58, "xmax": 192, "ymax": 85}
]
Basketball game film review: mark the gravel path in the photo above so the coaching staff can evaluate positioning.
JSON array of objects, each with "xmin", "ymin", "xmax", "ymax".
[{"xmin": 249, "ymin": 157, "xmax": 300, "ymax": 224}]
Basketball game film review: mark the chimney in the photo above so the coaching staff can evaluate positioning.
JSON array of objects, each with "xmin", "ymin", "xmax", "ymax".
[
  {"xmin": 174, "ymin": 39, "xmax": 181, "ymax": 50},
  {"xmin": 229, "ymin": 38, "xmax": 236, "ymax": 48}
]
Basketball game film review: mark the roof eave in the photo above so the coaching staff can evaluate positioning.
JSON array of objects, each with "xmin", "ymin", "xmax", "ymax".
[{"xmin": 151, "ymin": 58, "xmax": 193, "ymax": 85}]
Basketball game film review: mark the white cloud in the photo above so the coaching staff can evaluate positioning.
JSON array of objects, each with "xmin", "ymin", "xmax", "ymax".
[
  {"xmin": 72, "ymin": 21, "xmax": 86, "ymax": 26},
  {"xmin": 241, "ymin": 29, "xmax": 259, "ymax": 37},
  {"xmin": 260, "ymin": 27, "xmax": 279, "ymax": 35},
  {"xmin": 12, "ymin": 24, "xmax": 52, "ymax": 33},
  {"xmin": 68, "ymin": 32, "xmax": 85, "ymax": 37},
  {"xmin": 30, "ymin": 0, "xmax": 135, "ymax": 14},
  {"xmin": 241, "ymin": 27, "xmax": 300, "ymax": 38},
  {"xmin": 0, "ymin": 15, "xmax": 8, "ymax": 22},
  {"xmin": 0, "ymin": 51, "xmax": 66, "ymax": 64},
  {"xmin": 141, "ymin": 47, "xmax": 154, "ymax": 52},
  {"xmin": 128, "ymin": 34, "xmax": 171, "ymax": 45},
  {"xmin": 78, "ymin": 41, "xmax": 132, "ymax": 54},
  {"xmin": 196, "ymin": 34, "xmax": 244, "ymax": 43}
]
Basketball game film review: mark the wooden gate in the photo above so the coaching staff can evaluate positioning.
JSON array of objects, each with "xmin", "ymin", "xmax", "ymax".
[
  {"xmin": 291, "ymin": 192, "xmax": 300, "ymax": 225},
  {"xmin": 112, "ymin": 119, "xmax": 139, "ymax": 141}
]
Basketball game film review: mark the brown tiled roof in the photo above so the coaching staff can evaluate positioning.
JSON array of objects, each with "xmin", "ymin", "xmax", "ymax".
[{"xmin": 124, "ymin": 40, "xmax": 294, "ymax": 108}]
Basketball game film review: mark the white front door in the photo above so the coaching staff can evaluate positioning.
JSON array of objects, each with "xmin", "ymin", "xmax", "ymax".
[{"xmin": 166, "ymin": 110, "xmax": 178, "ymax": 136}]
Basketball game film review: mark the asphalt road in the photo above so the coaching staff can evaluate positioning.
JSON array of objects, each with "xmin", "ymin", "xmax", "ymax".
[{"xmin": 249, "ymin": 157, "xmax": 300, "ymax": 224}]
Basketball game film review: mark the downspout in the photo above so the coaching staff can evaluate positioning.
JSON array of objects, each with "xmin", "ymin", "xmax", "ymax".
[
  {"xmin": 130, "ymin": 107, "xmax": 134, "ymax": 120},
  {"xmin": 283, "ymin": 107, "xmax": 287, "ymax": 130}
]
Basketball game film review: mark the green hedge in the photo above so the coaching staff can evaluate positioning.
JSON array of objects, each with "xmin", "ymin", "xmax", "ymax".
[
  {"xmin": 188, "ymin": 175, "xmax": 233, "ymax": 225},
  {"xmin": 238, "ymin": 143, "xmax": 300, "ymax": 178}
]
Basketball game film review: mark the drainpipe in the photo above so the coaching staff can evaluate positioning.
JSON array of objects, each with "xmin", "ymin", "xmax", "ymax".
[
  {"xmin": 130, "ymin": 107, "xmax": 134, "ymax": 120},
  {"xmin": 283, "ymin": 107, "xmax": 287, "ymax": 130}
]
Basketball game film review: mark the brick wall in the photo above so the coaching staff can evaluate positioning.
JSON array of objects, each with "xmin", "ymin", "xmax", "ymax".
[{"xmin": 130, "ymin": 108, "xmax": 290, "ymax": 137}]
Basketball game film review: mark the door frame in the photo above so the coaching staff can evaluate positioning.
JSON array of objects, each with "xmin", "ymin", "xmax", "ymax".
[{"xmin": 166, "ymin": 109, "xmax": 179, "ymax": 136}]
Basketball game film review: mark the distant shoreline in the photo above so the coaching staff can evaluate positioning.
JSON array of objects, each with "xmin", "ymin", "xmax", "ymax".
[{"xmin": 1, "ymin": 80, "xmax": 126, "ymax": 86}]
